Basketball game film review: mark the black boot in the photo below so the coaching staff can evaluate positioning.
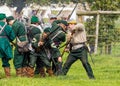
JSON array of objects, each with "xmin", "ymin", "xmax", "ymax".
[{"xmin": 55, "ymin": 62, "xmax": 63, "ymax": 76}]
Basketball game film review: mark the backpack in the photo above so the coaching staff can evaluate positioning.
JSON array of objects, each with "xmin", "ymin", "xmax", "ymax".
[
  {"xmin": 16, "ymin": 25, "xmax": 30, "ymax": 53},
  {"xmin": 17, "ymin": 35, "xmax": 30, "ymax": 53}
]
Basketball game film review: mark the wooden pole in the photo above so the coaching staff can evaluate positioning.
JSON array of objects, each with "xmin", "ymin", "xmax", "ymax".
[
  {"xmin": 77, "ymin": 11, "xmax": 120, "ymax": 15},
  {"xmin": 94, "ymin": 13, "xmax": 100, "ymax": 54}
]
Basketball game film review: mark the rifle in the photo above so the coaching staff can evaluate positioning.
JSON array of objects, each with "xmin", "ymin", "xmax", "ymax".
[
  {"xmin": 37, "ymin": 26, "xmax": 61, "ymax": 72},
  {"xmin": 61, "ymin": 30, "xmax": 75, "ymax": 57},
  {"xmin": 85, "ymin": 44, "xmax": 95, "ymax": 65},
  {"xmin": 56, "ymin": 5, "xmax": 65, "ymax": 17},
  {"xmin": 37, "ymin": 25, "xmax": 60, "ymax": 51},
  {"xmin": 67, "ymin": 2, "xmax": 78, "ymax": 20}
]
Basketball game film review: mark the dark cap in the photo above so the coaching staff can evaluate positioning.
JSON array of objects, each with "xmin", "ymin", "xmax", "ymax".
[
  {"xmin": 6, "ymin": 16, "xmax": 14, "ymax": 22},
  {"xmin": 60, "ymin": 20, "xmax": 68, "ymax": 26},
  {"xmin": 44, "ymin": 27, "xmax": 51, "ymax": 33}
]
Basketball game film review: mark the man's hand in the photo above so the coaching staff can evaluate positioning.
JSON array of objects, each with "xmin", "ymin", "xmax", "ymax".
[
  {"xmin": 58, "ymin": 57, "xmax": 62, "ymax": 62},
  {"xmin": 38, "ymin": 41, "xmax": 44, "ymax": 46},
  {"xmin": 64, "ymin": 48, "xmax": 70, "ymax": 53}
]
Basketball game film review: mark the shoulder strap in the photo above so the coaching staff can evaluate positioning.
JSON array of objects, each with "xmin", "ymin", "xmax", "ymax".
[
  {"xmin": 51, "ymin": 30, "xmax": 63, "ymax": 40},
  {"xmin": 0, "ymin": 23, "xmax": 7, "ymax": 34},
  {"xmin": 30, "ymin": 24, "xmax": 43, "ymax": 33}
]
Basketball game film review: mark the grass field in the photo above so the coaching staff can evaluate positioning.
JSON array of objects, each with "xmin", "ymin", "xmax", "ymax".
[{"xmin": 0, "ymin": 45, "xmax": 120, "ymax": 86}]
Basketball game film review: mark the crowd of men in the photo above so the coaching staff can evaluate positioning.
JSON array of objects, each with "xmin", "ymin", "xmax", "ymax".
[{"xmin": 0, "ymin": 12, "xmax": 95, "ymax": 79}]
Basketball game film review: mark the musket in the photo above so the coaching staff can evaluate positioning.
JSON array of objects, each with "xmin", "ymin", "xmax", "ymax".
[
  {"xmin": 37, "ymin": 25, "xmax": 60, "ymax": 51},
  {"xmin": 67, "ymin": 2, "xmax": 78, "ymax": 20},
  {"xmin": 89, "ymin": 52, "xmax": 95, "ymax": 65},
  {"xmin": 61, "ymin": 41, "xmax": 69, "ymax": 57},
  {"xmin": 61, "ymin": 30, "xmax": 75, "ymax": 57},
  {"xmin": 56, "ymin": 5, "xmax": 65, "ymax": 17},
  {"xmin": 85, "ymin": 44, "xmax": 95, "ymax": 65}
]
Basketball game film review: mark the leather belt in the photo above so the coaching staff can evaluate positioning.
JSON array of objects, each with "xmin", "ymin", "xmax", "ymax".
[
  {"xmin": 71, "ymin": 42, "xmax": 85, "ymax": 50},
  {"xmin": 0, "ymin": 36, "xmax": 7, "ymax": 38},
  {"xmin": 72, "ymin": 42, "xmax": 85, "ymax": 46}
]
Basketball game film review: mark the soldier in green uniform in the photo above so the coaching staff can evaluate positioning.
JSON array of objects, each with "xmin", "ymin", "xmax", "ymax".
[
  {"xmin": 62, "ymin": 23, "xmax": 95, "ymax": 79},
  {"xmin": 26, "ymin": 33, "xmax": 42, "ymax": 77},
  {"xmin": 28, "ymin": 15, "xmax": 45, "ymax": 76},
  {"xmin": 28, "ymin": 27, "xmax": 57, "ymax": 77},
  {"xmin": 0, "ymin": 13, "xmax": 15, "ymax": 78},
  {"xmin": 48, "ymin": 14, "xmax": 58, "ymax": 30},
  {"xmin": 28, "ymin": 16, "xmax": 43, "ymax": 40},
  {"xmin": 49, "ymin": 19, "xmax": 68, "ymax": 75},
  {"xmin": 6, "ymin": 16, "xmax": 28, "ymax": 77},
  {"xmin": 26, "ymin": 16, "xmax": 44, "ymax": 77},
  {"xmin": 34, "ymin": 14, "xmax": 57, "ymax": 75},
  {"xmin": 39, "ymin": 27, "xmax": 61, "ymax": 76}
]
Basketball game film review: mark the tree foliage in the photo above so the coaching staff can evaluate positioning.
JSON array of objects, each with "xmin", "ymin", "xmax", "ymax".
[{"xmin": 85, "ymin": 0, "xmax": 120, "ymax": 54}]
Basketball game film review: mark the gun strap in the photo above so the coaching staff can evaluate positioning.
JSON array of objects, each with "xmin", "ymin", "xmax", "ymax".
[
  {"xmin": 0, "ymin": 23, "xmax": 6, "ymax": 34},
  {"xmin": 51, "ymin": 30, "xmax": 63, "ymax": 40}
]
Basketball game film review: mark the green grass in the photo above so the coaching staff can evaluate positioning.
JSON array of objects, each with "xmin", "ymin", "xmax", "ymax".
[{"xmin": 0, "ymin": 46, "xmax": 120, "ymax": 86}]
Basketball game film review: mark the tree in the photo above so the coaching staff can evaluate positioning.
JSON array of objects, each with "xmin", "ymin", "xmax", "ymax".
[{"xmin": 85, "ymin": 0, "xmax": 120, "ymax": 54}]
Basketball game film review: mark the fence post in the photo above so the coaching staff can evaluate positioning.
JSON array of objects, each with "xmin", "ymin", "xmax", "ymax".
[{"xmin": 94, "ymin": 13, "xmax": 100, "ymax": 54}]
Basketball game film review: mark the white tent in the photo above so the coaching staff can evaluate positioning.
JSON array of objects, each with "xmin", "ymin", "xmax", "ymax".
[{"xmin": 0, "ymin": 5, "xmax": 13, "ymax": 17}]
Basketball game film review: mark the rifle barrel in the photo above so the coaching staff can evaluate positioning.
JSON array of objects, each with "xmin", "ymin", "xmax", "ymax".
[{"xmin": 68, "ymin": 3, "xmax": 78, "ymax": 20}]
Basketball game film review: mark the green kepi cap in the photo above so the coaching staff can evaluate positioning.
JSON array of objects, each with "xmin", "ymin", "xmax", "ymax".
[
  {"xmin": 0, "ymin": 13, "xmax": 6, "ymax": 20},
  {"xmin": 31, "ymin": 16, "xmax": 39, "ymax": 24}
]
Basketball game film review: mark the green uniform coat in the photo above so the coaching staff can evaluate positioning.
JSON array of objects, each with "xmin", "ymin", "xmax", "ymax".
[
  {"xmin": 12, "ymin": 20, "xmax": 28, "ymax": 69},
  {"xmin": 31, "ymin": 33, "xmax": 61, "ymax": 68},
  {"xmin": 50, "ymin": 21, "xmax": 66, "ymax": 47},
  {"xmin": 0, "ymin": 21, "xmax": 15, "ymax": 67},
  {"xmin": 48, "ymin": 20, "xmax": 66, "ymax": 74},
  {"xmin": 0, "ymin": 21, "xmax": 15, "ymax": 59}
]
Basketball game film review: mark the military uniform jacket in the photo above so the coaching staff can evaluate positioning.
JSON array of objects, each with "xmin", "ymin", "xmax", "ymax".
[
  {"xmin": 32, "ymin": 34, "xmax": 61, "ymax": 58},
  {"xmin": 27, "ymin": 24, "xmax": 42, "ymax": 40},
  {"xmin": 12, "ymin": 20, "xmax": 27, "ymax": 41},
  {"xmin": 50, "ymin": 21, "xmax": 66, "ymax": 47},
  {"xmin": 0, "ymin": 21, "xmax": 15, "ymax": 58}
]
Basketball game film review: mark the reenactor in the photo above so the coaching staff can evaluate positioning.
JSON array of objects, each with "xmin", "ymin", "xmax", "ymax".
[
  {"xmin": 28, "ymin": 27, "xmax": 57, "ymax": 77},
  {"xmin": 62, "ymin": 22, "xmax": 95, "ymax": 79},
  {"xmin": 28, "ymin": 15, "xmax": 43, "ymax": 40},
  {"xmin": 66, "ymin": 19, "xmax": 77, "ymax": 45},
  {"xmin": 0, "ymin": 13, "xmax": 15, "ymax": 78},
  {"xmin": 48, "ymin": 14, "xmax": 58, "ymax": 30},
  {"xmin": 6, "ymin": 16, "xmax": 28, "ymax": 77},
  {"xmin": 60, "ymin": 19, "xmax": 77, "ymax": 58},
  {"xmin": 49, "ymin": 18, "xmax": 68, "ymax": 75},
  {"xmin": 26, "ymin": 15, "xmax": 43, "ymax": 77},
  {"xmin": 28, "ymin": 16, "xmax": 44, "ymax": 76},
  {"xmin": 38, "ymin": 27, "xmax": 61, "ymax": 77},
  {"xmin": 34, "ymin": 14, "xmax": 56, "ymax": 75}
]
